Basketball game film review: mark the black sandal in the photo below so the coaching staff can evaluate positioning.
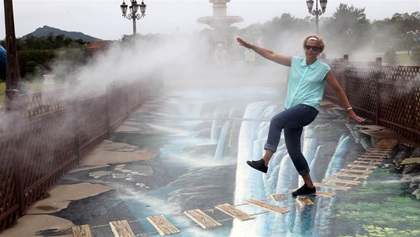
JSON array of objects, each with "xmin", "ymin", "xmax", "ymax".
[{"xmin": 246, "ymin": 159, "xmax": 268, "ymax": 173}]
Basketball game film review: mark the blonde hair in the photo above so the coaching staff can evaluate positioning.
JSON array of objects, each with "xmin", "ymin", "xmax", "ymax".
[{"xmin": 302, "ymin": 34, "xmax": 325, "ymax": 53}]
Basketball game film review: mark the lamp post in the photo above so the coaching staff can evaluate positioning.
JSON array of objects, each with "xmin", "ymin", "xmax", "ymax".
[
  {"xmin": 120, "ymin": 0, "xmax": 146, "ymax": 35},
  {"xmin": 4, "ymin": 0, "xmax": 22, "ymax": 109},
  {"xmin": 306, "ymin": 0, "xmax": 327, "ymax": 35}
]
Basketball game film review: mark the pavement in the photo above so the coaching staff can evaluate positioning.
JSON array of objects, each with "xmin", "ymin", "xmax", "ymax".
[{"xmin": 2, "ymin": 67, "xmax": 419, "ymax": 237}]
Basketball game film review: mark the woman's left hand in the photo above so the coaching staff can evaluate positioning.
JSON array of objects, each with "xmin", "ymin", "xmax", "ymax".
[{"xmin": 347, "ymin": 110, "xmax": 365, "ymax": 123}]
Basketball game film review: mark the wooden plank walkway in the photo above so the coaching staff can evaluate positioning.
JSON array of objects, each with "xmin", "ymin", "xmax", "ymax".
[
  {"xmin": 109, "ymin": 220, "xmax": 135, "ymax": 237},
  {"xmin": 296, "ymin": 196, "xmax": 314, "ymax": 206},
  {"xmin": 69, "ymin": 138, "xmax": 398, "ymax": 237},
  {"xmin": 340, "ymin": 168, "xmax": 372, "ymax": 174},
  {"xmin": 313, "ymin": 182, "xmax": 352, "ymax": 190},
  {"xmin": 146, "ymin": 215, "xmax": 180, "ymax": 236},
  {"xmin": 215, "ymin": 204, "xmax": 255, "ymax": 221},
  {"xmin": 401, "ymin": 157, "xmax": 420, "ymax": 165},
  {"xmin": 269, "ymin": 193, "xmax": 287, "ymax": 202},
  {"xmin": 315, "ymin": 191, "xmax": 335, "ymax": 197},
  {"xmin": 184, "ymin": 209, "xmax": 222, "ymax": 229},
  {"xmin": 72, "ymin": 225, "xmax": 93, "ymax": 237},
  {"xmin": 315, "ymin": 138, "xmax": 397, "ymax": 195},
  {"xmin": 246, "ymin": 199, "xmax": 290, "ymax": 214},
  {"xmin": 334, "ymin": 172, "xmax": 368, "ymax": 179},
  {"xmin": 323, "ymin": 177, "xmax": 361, "ymax": 185}
]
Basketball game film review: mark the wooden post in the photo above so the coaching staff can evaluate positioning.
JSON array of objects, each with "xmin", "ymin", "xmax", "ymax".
[
  {"xmin": 375, "ymin": 57, "xmax": 382, "ymax": 125},
  {"xmin": 3, "ymin": 0, "xmax": 22, "ymax": 110},
  {"xmin": 343, "ymin": 54, "xmax": 349, "ymax": 96}
]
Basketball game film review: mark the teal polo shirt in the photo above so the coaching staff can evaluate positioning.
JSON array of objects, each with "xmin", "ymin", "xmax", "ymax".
[{"xmin": 284, "ymin": 56, "xmax": 331, "ymax": 110}]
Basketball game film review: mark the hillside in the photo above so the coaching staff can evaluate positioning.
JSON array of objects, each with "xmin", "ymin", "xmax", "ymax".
[{"xmin": 22, "ymin": 25, "xmax": 101, "ymax": 42}]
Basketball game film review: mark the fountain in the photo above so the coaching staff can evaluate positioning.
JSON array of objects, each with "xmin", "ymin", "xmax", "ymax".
[{"xmin": 197, "ymin": 0, "xmax": 243, "ymax": 46}]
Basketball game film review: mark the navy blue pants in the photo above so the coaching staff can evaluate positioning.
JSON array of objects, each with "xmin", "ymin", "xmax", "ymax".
[{"xmin": 264, "ymin": 104, "xmax": 319, "ymax": 175}]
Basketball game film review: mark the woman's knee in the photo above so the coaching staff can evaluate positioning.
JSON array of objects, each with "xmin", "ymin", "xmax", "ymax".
[{"xmin": 270, "ymin": 114, "xmax": 285, "ymax": 128}]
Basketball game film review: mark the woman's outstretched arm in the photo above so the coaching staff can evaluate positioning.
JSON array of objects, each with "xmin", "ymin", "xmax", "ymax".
[{"xmin": 237, "ymin": 37, "xmax": 292, "ymax": 67}]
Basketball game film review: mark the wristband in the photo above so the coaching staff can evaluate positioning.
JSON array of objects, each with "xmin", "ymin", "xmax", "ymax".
[
  {"xmin": 249, "ymin": 44, "xmax": 253, "ymax": 49},
  {"xmin": 347, "ymin": 107, "xmax": 353, "ymax": 111}
]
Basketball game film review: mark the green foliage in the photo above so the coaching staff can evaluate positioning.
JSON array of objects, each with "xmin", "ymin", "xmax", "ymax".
[
  {"xmin": 322, "ymin": 4, "xmax": 370, "ymax": 54},
  {"xmin": 17, "ymin": 33, "xmax": 87, "ymax": 51},
  {"xmin": 237, "ymin": 4, "xmax": 419, "ymax": 59},
  {"xmin": 332, "ymin": 169, "xmax": 420, "ymax": 236},
  {"xmin": 364, "ymin": 225, "xmax": 420, "ymax": 237},
  {"xmin": 384, "ymin": 46, "xmax": 399, "ymax": 65},
  {"xmin": 410, "ymin": 45, "xmax": 420, "ymax": 65},
  {"xmin": 18, "ymin": 49, "xmax": 55, "ymax": 78},
  {"xmin": 262, "ymin": 13, "xmax": 312, "ymax": 49},
  {"xmin": 1, "ymin": 34, "xmax": 88, "ymax": 80},
  {"xmin": 0, "ymin": 82, "xmax": 5, "ymax": 105}
]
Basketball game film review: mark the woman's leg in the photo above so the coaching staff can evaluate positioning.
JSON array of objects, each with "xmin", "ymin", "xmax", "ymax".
[
  {"xmin": 284, "ymin": 127, "xmax": 314, "ymax": 188},
  {"xmin": 261, "ymin": 104, "xmax": 318, "ymax": 166}
]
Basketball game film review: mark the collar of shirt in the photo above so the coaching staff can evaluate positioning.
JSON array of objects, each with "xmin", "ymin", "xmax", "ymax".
[{"xmin": 300, "ymin": 58, "xmax": 319, "ymax": 69}]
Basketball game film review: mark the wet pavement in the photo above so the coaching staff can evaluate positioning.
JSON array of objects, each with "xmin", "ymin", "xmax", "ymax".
[{"xmin": 2, "ymin": 67, "xmax": 420, "ymax": 237}]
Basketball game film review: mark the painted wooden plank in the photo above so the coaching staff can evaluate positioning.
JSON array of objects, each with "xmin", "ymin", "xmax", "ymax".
[
  {"xmin": 341, "ymin": 168, "xmax": 373, "ymax": 174},
  {"xmin": 401, "ymin": 157, "xmax": 420, "ymax": 165},
  {"xmin": 355, "ymin": 124, "xmax": 384, "ymax": 130},
  {"xmin": 372, "ymin": 145, "xmax": 394, "ymax": 150},
  {"xmin": 270, "ymin": 193, "xmax": 287, "ymax": 202},
  {"xmin": 323, "ymin": 177, "xmax": 361, "ymax": 185},
  {"xmin": 215, "ymin": 204, "xmax": 254, "ymax": 221},
  {"xmin": 334, "ymin": 172, "xmax": 368, "ymax": 179},
  {"xmin": 373, "ymin": 146, "xmax": 395, "ymax": 150},
  {"xmin": 374, "ymin": 139, "xmax": 398, "ymax": 148},
  {"xmin": 146, "ymin": 215, "xmax": 180, "ymax": 236},
  {"xmin": 246, "ymin": 199, "xmax": 290, "ymax": 214},
  {"xmin": 367, "ymin": 149, "xmax": 393, "ymax": 152},
  {"xmin": 109, "ymin": 220, "xmax": 135, "ymax": 237},
  {"xmin": 184, "ymin": 209, "xmax": 222, "ymax": 229},
  {"xmin": 296, "ymin": 196, "xmax": 313, "ymax": 206},
  {"xmin": 360, "ymin": 154, "xmax": 387, "ymax": 159},
  {"xmin": 360, "ymin": 154, "xmax": 388, "ymax": 160},
  {"xmin": 363, "ymin": 152, "xmax": 388, "ymax": 156},
  {"xmin": 354, "ymin": 160, "xmax": 382, "ymax": 165},
  {"xmin": 315, "ymin": 191, "xmax": 335, "ymax": 197},
  {"xmin": 314, "ymin": 182, "xmax": 352, "ymax": 190},
  {"xmin": 347, "ymin": 164, "xmax": 377, "ymax": 169},
  {"xmin": 357, "ymin": 157, "xmax": 384, "ymax": 162},
  {"xmin": 72, "ymin": 225, "xmax": 93, "ymax": 237}
]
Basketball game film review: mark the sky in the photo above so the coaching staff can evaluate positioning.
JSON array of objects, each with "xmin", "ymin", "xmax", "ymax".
[{"xmin": 0, "ymin": 0, "xmax": 419, "ymax": 41}]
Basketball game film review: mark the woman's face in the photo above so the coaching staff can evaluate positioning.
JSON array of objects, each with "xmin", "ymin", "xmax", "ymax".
[{"xmin": 304, "ymin": 40, "xmax": 320, "ymax": 59}]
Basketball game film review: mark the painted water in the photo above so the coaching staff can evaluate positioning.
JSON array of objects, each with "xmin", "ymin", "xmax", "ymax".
[{"xmin": 104, "ymin": 76, "xmax": 372, "ymax": 236}]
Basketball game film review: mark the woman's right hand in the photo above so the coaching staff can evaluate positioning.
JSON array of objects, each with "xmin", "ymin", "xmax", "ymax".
[{"xmin": 237, "ymin": 37, "xmax": 251, "ymax": 49}]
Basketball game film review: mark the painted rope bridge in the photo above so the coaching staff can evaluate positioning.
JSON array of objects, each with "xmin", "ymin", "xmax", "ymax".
[{"xmin": 71, "ymin": 138, "xmax": 398, "ymax": 237}]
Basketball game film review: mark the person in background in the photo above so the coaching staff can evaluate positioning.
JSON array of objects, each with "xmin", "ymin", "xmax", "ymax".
[
  {"xmin": 0, "ymin": 45, "xmax": 6, "ymax": 80},
  {"xmin": 236, "ymin": 34, "xmax": 365, "ymax": 196},
  {"xmin": 0, "ymin": 45, "xmax": 30, "ymax": 94}
]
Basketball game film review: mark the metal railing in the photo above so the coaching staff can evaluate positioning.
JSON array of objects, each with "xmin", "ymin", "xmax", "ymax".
[
  {"xmin": 324, "ymin": 56, "xmax": 420, "ymax": 143},
  {"xmin": 0, "ymin": 75, "xmax": 162, "ymax": 232}
]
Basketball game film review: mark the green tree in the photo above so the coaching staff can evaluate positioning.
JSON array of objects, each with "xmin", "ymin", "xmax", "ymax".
[
  {"xmin": 322, "ymin": 4, "xmax": 370, "ymax": 55},
  {"xmin": 262, "ymin": 13, "xmax": 312, "ymax": 50},
  {"xmin": 1, "ymin": 34, "xmax": 89, "ymax": 79},
  {"xmin": 410, "ymin": 45, "xmax": 420, "ymax": 65},
  {"xmin": 384, "ymin": 46, "xmax": 398, "ymax": 65},
  {"xmin": 371, "ymin": 12, "xmax": 420, "ymax": 52}
]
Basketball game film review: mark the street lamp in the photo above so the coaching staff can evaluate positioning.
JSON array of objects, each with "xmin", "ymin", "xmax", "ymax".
[
  {"xmin": 306, "ymin": 0, "xmax": 327, "ymax": 34},
  {"xmin": 120, "ymin": 0, "xmax": 146, "ymax": 35}
]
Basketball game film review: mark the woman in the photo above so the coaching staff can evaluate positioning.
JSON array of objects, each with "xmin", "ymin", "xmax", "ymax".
[{"xmin": 237, "ymin": 34, "xmax": 365, "ymax": 196}]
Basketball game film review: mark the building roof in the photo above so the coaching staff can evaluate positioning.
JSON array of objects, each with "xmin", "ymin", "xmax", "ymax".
[{"xmin": 85, "ymin": 41, "xmax": 110, "ymax": 52}]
